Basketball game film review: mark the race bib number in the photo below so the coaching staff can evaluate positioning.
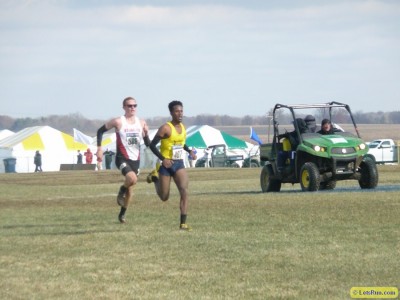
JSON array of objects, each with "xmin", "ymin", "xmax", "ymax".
[
  {"xmin": 172, "ymin": 145, "xmax": 184, "ymax": 160},
  {"xmin": 126, "ymin": 132, "xmax": 140, "ymax": 147}
]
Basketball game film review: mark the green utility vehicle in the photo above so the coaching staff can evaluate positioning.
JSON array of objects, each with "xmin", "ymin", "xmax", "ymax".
[{"xmin": 260, "ymin": 102, "xmax": 378, "ymax": 192}]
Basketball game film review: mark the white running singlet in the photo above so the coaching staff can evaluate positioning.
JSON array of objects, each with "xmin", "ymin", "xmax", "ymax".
[{"xmin": 116, "ymin": 116, "xmax": 143, "ymax": 161}]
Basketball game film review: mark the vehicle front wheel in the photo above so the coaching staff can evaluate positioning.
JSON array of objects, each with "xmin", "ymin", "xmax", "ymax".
[
  {"xmin": 363, "ymin": 154, "xmax": 376, "ymax": 164},
  {"xmin": 260, "ymin": 164, "xmax": 281, "ymax": 192},
  {"xmin": 300, "ymin": 162, "xmax": 320, "ymax": 192},
  {"xmin": 358, "ymin": 158, "xmax": 379, "ymax": 189}
]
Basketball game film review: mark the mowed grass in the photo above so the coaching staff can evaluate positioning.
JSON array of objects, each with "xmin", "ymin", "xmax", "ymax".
[{"xmin": 1, "ymin": 166, "xmax": 399, "ymax": 299}]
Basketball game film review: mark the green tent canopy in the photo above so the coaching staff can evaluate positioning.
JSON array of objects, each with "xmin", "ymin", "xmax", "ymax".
[
  {"xmin": 186, "ymin": 131, "xmax": 208, "ymax": 148},
  {"xmin": 185, "ymin": 125, "xmax": 247, "ymax": 149}
]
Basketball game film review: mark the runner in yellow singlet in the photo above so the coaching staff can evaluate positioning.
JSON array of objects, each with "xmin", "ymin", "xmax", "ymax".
[{"xmin": 148, "ymin": 100, "xmax": 197, "ymax": 231}]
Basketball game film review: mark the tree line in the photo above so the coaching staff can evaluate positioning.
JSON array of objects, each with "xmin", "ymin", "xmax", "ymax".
[{"xmin": 1, "ymin": 110, "xmax": 399, "ymax": 135}]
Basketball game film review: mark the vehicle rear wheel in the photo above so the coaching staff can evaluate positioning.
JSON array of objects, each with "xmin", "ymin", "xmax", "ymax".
[
  {"xmin": 358, "ymin": 158, "xmax": 378, "ymax": 189},
  {"xmin": 260, "ymin": 164, "xmax": 281, "ymax": 192},
  {"xmin": 300, "ymin": 162, "xmax": 320, "ymax": 192}
]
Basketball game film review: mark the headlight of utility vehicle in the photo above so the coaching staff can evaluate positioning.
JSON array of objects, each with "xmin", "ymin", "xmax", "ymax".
[
  {"xmin": 356, "ymin": 143, "xmax": 366, "ymax": 151},
  {"xmin": 313, "ymin": 145, "xmax": 326, "ymax": 152}
]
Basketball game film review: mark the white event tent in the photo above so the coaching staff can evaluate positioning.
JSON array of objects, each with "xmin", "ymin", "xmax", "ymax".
[
  {"xmin": 0, "ymin": 129, "xmax": 14, "ymax": 141},
  {"xmin": 0, "ymin": 126, "xmax": 88, "ymax": 173}
]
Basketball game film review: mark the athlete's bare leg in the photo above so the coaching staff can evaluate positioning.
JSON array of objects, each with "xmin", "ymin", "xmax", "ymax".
[
  {"xmin": 172, "ymin": 169, "xmax": 189, "ymax": 215},
  {"xmin": 124, "ymin": 171, "xmax": 138, "ymax": 207},
  {"xmin": 117, "ymin": 171, "xmax": 138, "ymax": 223},
  {"xmin": 155, "ymin": 174, "xmax": 172, "ymax": 201}
]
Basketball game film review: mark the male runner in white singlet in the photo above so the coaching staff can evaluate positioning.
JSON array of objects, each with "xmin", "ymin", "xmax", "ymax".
[{"xmin": 96, "ymin": 97, "xmax": 150, "ymax": 223}]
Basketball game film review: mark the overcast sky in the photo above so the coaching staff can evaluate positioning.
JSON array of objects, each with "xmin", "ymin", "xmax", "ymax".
[{"xmin": 1, "ymin": 0, "xmax": 399, "ymax": 120}]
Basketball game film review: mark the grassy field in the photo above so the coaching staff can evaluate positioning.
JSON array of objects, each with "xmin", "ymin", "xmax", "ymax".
[{"xmin": 1, "ymin": 166, "xmax": 399, "ymax": 299}]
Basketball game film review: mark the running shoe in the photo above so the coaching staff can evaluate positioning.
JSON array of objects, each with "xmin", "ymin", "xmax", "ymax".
[
  {"xmin": 179, "ymin": 223, "xmax": 192, "ymax": 231},
  {"xmin": 146, "ymin": 169, "xmax": 159, "ymax": 183},
  {"xmin": 118, "ymin": 214, "xmax": 126, "ymax": 224}
]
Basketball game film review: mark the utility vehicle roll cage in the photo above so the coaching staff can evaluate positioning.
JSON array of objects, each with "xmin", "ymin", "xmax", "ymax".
[{"xmin": 272, "ymin": 101, "xmax": 361, "ymax": 140}]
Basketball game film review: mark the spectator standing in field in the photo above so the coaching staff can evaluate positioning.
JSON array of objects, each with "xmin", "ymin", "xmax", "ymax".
[
  {"xmin": 96, "ymin": 97, "xmax": 150, "ymax": 223},
  {"xmin": 104, "ymin": 149, "xmax": 115, "ymax": 170},
  {"xmin": 188, "ymin": 147, "xmax": 197, "ymax": 168},
  {"xmin": 147, "ymin": 100, "xmax": 197, "ymax": 231},
  {"xmin": 34, "ymin": 150, "xmax": 42, "ymax": 172},
  {"xmin": 77, "ymin": 150, "xmax": 83, "ymax": 164},
  {"xmin": 84, "ymin": 148, "xmax": 93, "ymax": 164},
  {"xmin": 204, "ymin": 147, "xmax": 212, "ymax": 168}
]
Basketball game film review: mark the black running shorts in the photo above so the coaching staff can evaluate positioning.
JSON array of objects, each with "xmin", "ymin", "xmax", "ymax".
[{"xmin": 115, "ymin": 156, "xmax": 140, "ymax": 176}]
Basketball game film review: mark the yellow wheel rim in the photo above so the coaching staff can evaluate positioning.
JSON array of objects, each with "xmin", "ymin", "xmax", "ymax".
[{"xmin": 301, "ymin": 170, "xmax": 309, "ymax": 188}]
